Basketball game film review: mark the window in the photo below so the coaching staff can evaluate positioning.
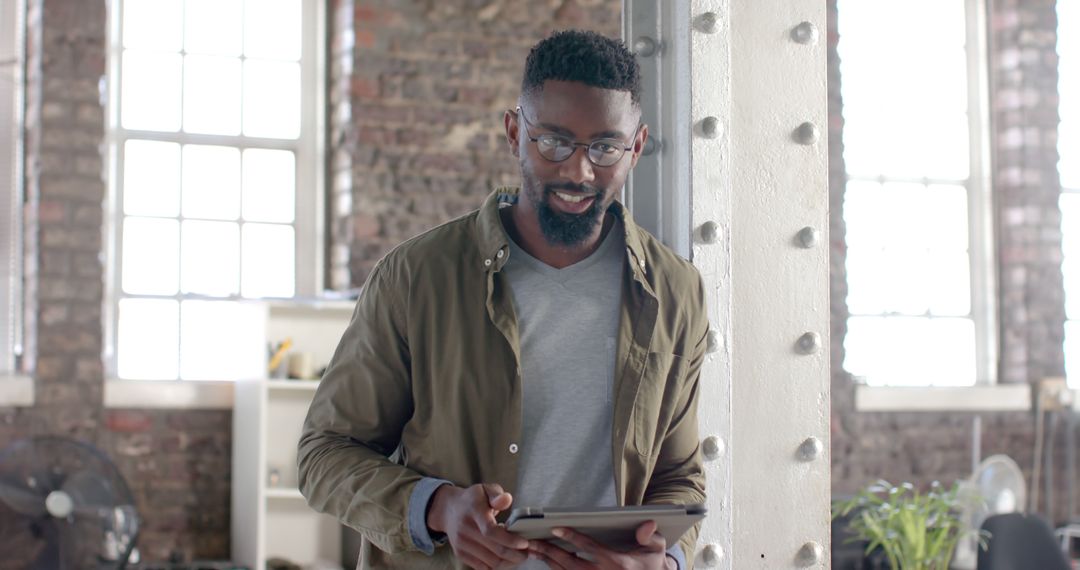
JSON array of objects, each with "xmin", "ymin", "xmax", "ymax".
[
  {"xmin": 837, "ymin": 0, "xmax": 995, "ymax": 386},
  {"xmin": 107, "ymin": 0, "xmax": 323, "ymax": 380},
  {"xmin": 1061, "ymin": 0, "xmax": 1080, "ymax": 386},
  {"xmin": 1, "ymin": 0, "xmax": 25, "ymax": 375}
]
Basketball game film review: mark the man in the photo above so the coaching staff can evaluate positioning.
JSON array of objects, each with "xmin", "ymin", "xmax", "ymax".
[{"xmin": 299, "ymin": 30, "xmax": 708, "ymax": 570}]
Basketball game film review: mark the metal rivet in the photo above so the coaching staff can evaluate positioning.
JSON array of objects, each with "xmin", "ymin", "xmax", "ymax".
[
  {"xmin": 483, "ymin": 259, "xmax": 492, "ymax": 267},
  {"xmin": 509, "ymin": 443, "xmax": 519, "ymax": 454},
  {"xmin": 696, "ymin": 221, "xmax": 720, "ymax": 244},
  {"xmin": 790, "ymin": 21, "xmax": 819, "ymax": 45},
  {"xmin": 633, "ymin": 36, "xmax": 658, "ymax": 57},
  {"xmin": 796, "ymin": 227, "xmax": 819, "ymax": 248},
  {"xmin": 694, "ymin": 12, "xmax": 719, "ymax": 34},
  {"xmin": 793, "ymin": 122, "xmax": 819, "ymax": 145},
  {"xmin": 797, "ymin": 437, "xmax": 824, "ymax": 462},
  {"xmin": 796, "ymin": 332, "xmax": 821, "ymax": 354},
  {"xmin": 700, "ymin": 543, "xmax": 724, "ymax": 567},
  {"xmin": 796, "ymin": 541, "xmax": 824, "ymax": 566},
  {"xmin": 697, "ymin": 116, "xmax": 721, "ymax": 139},
  {"xmin": 642, "ymin": 135, "xmax": 660, "ymax": 156},
  {"xmin": 702, "ymin": 435, "xmax": 725, "ymax": 460},
  {"xmin": 706, "ymin": 329, "xmax": 723, "ymax": 354},
  {"xmin": 496, "ymin": 249, "xmax": 505, "ymax": 259}
]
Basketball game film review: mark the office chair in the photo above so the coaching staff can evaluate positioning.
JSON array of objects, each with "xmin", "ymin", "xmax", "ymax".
[{"xmin": 977, "ymin": 512, "xmax": 1071, "ymax": 570}]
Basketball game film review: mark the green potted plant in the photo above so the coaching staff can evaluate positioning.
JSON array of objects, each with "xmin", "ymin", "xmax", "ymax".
[{"xmin": 833, "ymin": 480, "xmax": 988, "ymax": 570}]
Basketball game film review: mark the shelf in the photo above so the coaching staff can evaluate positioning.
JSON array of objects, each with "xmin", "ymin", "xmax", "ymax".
[
  {"xmin": 265, "ymin": 379, "xmax": 320, "ymax": 391},
  {"xmin": 265, "ymin": 487, "xmax": 305, "ymax": 500}
]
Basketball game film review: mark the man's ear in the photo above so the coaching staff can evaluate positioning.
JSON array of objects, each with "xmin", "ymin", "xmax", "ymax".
[
  {"xmin": 628, "ymin": 123, "xmax": 649, "ymax": 169},
  {"xmin": 504, "ymin": 109, "xmax": 520, "ymax": 157}
]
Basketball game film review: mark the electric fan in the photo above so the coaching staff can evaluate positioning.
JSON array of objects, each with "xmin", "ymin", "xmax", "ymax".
[
  {"xmin": 951, "ymin": 454, "xmax": 1028, "ymax": 569},
  {"xmin": 0, "ymin": 435, "xmax": 140, "ymax": 569}
]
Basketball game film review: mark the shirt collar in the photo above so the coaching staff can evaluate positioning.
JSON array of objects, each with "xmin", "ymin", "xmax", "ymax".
[{"xmin": 475, "ymin": 187, "xmax": 648, "ymax": 278}]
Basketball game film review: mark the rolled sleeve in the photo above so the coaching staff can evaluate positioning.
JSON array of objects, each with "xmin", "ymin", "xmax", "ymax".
[
  {"xmin": 667, "ymin": 544, "xmax": 687, "ymax": 570},
  {"xmin": 408, "ymin": 477, "xmax": 453, "ymax": 554}
]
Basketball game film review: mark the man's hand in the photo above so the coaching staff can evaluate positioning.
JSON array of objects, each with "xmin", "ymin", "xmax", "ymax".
[
  {"xmin": 526, "ymin": 520, "xmax": 675, "ymax": 570},
  {"xmin": 426, "ymin": 483, "xmax": 529, "ymax": 569}
]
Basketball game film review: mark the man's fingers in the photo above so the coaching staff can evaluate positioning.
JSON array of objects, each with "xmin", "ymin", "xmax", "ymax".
[
  {"xmin": 458, "ymin": 535, "xmax": 503, "ymax": 569},
  {"xmin": 552, "ymin": 527, "xmax": 604, "ymax": 555},
  {"xmin": 482, "ymin": 483, "xmax": 513, "ymax": 511},
  {"xmin": 635, "ymin": 520, "xmax": 663, "ymax": 548},
  {"xmin": 529, "ymin": 539, "xmax": 589, "ymax": 569}
]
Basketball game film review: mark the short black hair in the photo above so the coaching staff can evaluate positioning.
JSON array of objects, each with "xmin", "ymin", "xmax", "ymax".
[{"xmin": 521, "ymin": 30, "xmax": 641, "ymax": 106}]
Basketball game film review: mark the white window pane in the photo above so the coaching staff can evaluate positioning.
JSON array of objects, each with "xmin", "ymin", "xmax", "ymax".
[
  {"xmin": 925, "ymin": 184, "xmax": 969, "ymax": 250},
  {"xmin": 844, "ymin": 247, "xmax": 888, "ymax": 315},
  {"xmin": 837, "ymin": 0, "xmax": 971, "ymax": 181},
  {"xmin": 182, "ymin": 145, "xmax": 240, "ymax": 220},
  {"xmin": 1068, "ymin": 321, "xmax": 1080, "ymax": 389},
  {"xmin": 928, "ymin": 251, "xmax": 972, "ymax": 316},
  {"xmin": 882, "ymin": 182, "xmax": 930, "ymax": 249},
  {"xmin": 922, "ymin": 117, "xmax": 970, "ymax": 181},
  {"xmin": 242, "ymin": 224, "xmax": 295, "ymax": 298},
  {"xmin": 121, "ymin": 51, "xmax": 182, "ymax": 132},
  {"xmin": 185, "ymin": 0, "xmax": 242, "ymax": 56},
  {"xmin": 123, "ymin": 140, "xmax": 180, "ymax": 217},
  {"xmin": 180, "ymin": 301, "xmax": 267, "ymax": 380},
  {"xmin": 123, "ymin": 0, "xmax": 182, "ymax": 51},
  {"xmin": 880, "ymin": 248, "xmax": 930, "ymax": 315},
  {"xmin": 118, "ymin": 298, "xmax": 179, "ymax": 380},
  {"xmin": 1065, "ymin": 194, "xmax": 1080, "ymax": 319},
  {"xmin": 122, "ymin": 217, "xmax": 179, "ymax": 295},
  {"xmin": 243, "ymin": 149, "xmax": 296, "ymax": 223},
  {"xmin": 243, "ymin": 60, "xmax": 301, "ymax": 139},
  {"xmin": 244, "ymin": 0, "xmax": 302, "ymax": 61},
  {"xmin": 1060, "ymin": 128, "xmax": 1080, "ymax": 189},
  {"xmin": 181, "ymin": 220, "xmax": 240, "ymax": 297},
  {"xmin": 842, "ymin": 180, "xmax": 885, "ymax": 248},
  {"xmin": 844, "ymin": 316, "xmax": 976, "ymax": 387},
  {"xmin": 183, "ymin": 55, "xmax": 242, "ymax": 135}
]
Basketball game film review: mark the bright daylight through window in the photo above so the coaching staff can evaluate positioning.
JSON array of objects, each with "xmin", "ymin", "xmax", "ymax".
[
  {"xmin": 837, "ymin": 0, "xmax": 991, "ymax": 386},
  {"xmin": 1060, "ymin": 0, "xmax": 1080, "ymax": 387},
  {"xmin": 111, "ymin": 0, "xmax": 315, "ymax": 380}
]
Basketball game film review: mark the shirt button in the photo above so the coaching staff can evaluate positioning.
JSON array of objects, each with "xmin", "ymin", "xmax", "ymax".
[
  {"xmin": 638, "ymin": 259, "xmax": 646, "ymax": 269},
  {"xmin": 496, "ymin": 249, "xmax": 505, "ymax": 259},
  {"xmin": 509, "ymin": 443, "xmax": 519, "ymax": 454},
  {"xmin": 484, "ymin": 259, "xmax": 492, "ymax": 267}
]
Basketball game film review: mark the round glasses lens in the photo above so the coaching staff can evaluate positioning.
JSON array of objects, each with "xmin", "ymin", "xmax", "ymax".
[
  {"xmin": 588, "ymin": 141, "xmax": 623, "ymax": 167},
  {"xmin": 537, "ymin": 135, "xmax": 574, "ymax": 161}
]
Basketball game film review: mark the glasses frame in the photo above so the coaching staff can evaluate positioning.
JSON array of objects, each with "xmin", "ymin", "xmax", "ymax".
[{"xmin": 515, "ymin": 106, "xmax": 639, "ymax": 168}]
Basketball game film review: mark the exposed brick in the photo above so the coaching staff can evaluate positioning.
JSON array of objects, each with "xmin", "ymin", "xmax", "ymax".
[{"xmin": 105, "ymin": 410, "xmax": 154, "ymax": 433}]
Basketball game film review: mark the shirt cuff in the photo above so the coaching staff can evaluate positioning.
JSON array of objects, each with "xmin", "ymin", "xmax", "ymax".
[
  {"xmin": 666, "ymin": 544, "xmax": 687, "ymax": 570},
  {"xmin": 408, "ymin": 477, "xmax": 453, "ymax": 554}
]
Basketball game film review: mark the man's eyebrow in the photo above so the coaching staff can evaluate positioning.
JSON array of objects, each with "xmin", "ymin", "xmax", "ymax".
[{"xmin": 534, "ymin": 120, "xmax": 628, "ymax": 140}]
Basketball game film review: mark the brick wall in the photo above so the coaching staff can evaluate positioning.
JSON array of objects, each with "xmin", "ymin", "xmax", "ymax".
[
  {"xmin": 993, "ymin": 0, "xmax": 1067, "ymax": 385},
  {"xmin": 829, "ymin": 0, "xmax": 1073, "ymax": 524},
  {"xmin": 331, "ymin": 0, "xmax": 623, "ymax": 286},
  {"xmin": 1, "ymin": 0, "xmax": 230, "ymax": 563}
]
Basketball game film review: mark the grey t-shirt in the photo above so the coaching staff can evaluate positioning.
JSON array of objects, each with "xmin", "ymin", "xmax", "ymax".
[{"xmin": 503, "ymin": 219, "xmax": 625, "ymax": 514}]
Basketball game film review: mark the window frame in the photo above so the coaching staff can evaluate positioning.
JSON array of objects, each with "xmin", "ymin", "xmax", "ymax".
[
  {"xmin": 0, "ymin": 0, "xmax": 26, "ymax": 378},
  {"xmin": 839, "ymin": 0, "xmax": 998, "ymax": 387},
  {"xmin": 103, "ymin": 0, "xmax": 327, "ymax": 383},
  {"xmin": 1060, "ymin": 0, "xmax": 1080, "ymax": 386}
]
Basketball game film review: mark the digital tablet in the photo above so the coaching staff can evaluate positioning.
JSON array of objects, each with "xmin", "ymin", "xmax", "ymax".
[{"xmin": 505, "ymin": 504, "xmax": 705, "ymax": 552}]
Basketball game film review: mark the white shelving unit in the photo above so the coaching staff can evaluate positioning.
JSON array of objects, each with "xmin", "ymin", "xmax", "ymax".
[{"xmin": 232, "ymin": 378, "xmax": 343, "ymax": 569}]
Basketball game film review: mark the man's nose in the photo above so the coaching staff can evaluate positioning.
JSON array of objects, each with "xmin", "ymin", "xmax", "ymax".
[{"xmin": 557, "ymin": 147, "xmax": 597, "ymax": 186}]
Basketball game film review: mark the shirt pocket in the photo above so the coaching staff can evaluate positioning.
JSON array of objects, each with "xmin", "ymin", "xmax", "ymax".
[{"xmin": 632, "ymin": 351, "xmax": 688, "ymax": 456}]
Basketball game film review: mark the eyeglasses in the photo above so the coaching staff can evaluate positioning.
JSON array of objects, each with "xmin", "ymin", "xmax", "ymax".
[{"xmin": 516, "ymin": 106, "xmax": 637, "ymax": 168}]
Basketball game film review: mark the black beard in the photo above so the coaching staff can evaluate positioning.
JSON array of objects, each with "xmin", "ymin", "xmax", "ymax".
[{"xmin": 535, "ymin": 185, "xmax": 605, "ymax": 246}]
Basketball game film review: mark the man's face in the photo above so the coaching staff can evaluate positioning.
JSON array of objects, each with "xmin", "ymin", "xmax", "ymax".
[{"xmin": 506, "ymin": 80, "xmax": 647, "ymax": 247}]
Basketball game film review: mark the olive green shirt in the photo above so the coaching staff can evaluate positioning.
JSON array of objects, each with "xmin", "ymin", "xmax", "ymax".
[{"xmin": 298, "ymin": 187, "xmax": 709, "ymax": 569}]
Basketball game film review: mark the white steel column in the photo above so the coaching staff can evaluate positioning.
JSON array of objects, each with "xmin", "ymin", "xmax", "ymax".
[{"xmin": 624, "ymin": 1, "xmax": 830, "ymax": 568}]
